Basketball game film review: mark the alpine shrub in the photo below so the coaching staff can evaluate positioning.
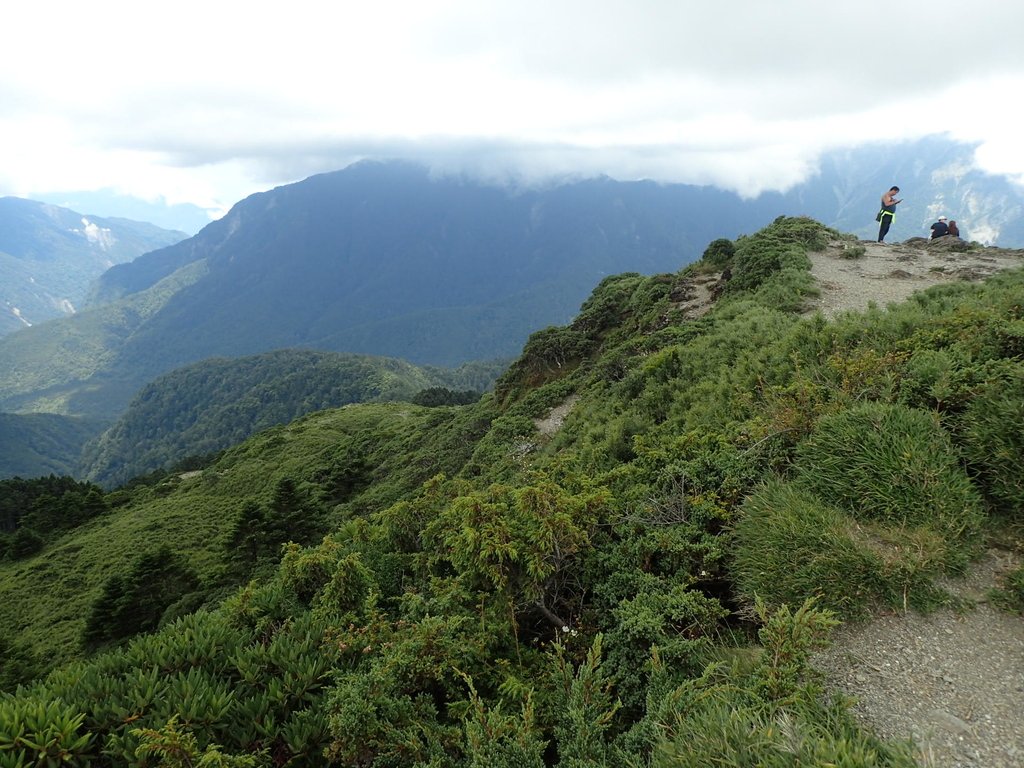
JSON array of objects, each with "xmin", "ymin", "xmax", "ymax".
[
  {"xmin": 731, "ymin": 481, "xmax": 888, "ymax": 616},
  {"xmin": 959, "ymin": 364, "xmax": 1024, "ymax": 514},
  {"xmin": 794, "ymin": 402, "xmax": 985, "ymax": 548},
  {"xmin": 701, "ymin": 238, "xmax": 735, "ymax": 269},
  {"xmin": 989, "ymin": 564, "xmax": 1024, "ymax": 614},
  {"xmin": 641, "ymin": 601, "xmax": 917, "ymax": 767}
]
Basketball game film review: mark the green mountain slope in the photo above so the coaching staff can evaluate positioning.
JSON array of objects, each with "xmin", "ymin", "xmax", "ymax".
[
  {"xmin": 0, "ymin": 161, "xmax": 782, "ymax": 420},
  {"xmin": 2, "ymin": 217, "xmax": 1021, "ymax": 766},
  {"xmin": 78, "ymin": 349, "xmax": 505, "ymax": 488},
  {"xmin": 0, "ymin": 197, "xmax": 187, "ymax": 337},
  {"xmin": 0, "ymin": 260, "xmax": 210, "ymax": 417},
  {"xmin": 0, "ymin": 414, "xmax": 107, "ymax": 479},
  {"xmin": 1, "ymin": 401, "xmax": 490, "ymax": 667}
]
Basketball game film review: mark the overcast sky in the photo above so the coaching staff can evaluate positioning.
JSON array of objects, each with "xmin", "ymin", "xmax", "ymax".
[{"xmin": 2, "ymin": 1, "xmax": 1023, "ymax": 218}]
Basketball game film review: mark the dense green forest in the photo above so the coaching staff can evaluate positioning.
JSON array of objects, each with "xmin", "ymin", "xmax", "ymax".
[
  {"xmin": 78, "ymin": 350, "xmax": 504, "ymax": 488},
  {"xmin": 1, "ymin": 217, "xmax": 1022, "ymax": 766},
  {"xmin": 0, "ymin": 414, "xmax": 107, "ymax": 480},
  {"xmin": 0, "ymin": 476, "xmax": 108, "ymax": 560}
]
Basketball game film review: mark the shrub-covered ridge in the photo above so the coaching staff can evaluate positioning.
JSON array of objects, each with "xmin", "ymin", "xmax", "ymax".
[{"xmin": 2, "ymin": 216, "xmax": 1022, "ymax": 766}]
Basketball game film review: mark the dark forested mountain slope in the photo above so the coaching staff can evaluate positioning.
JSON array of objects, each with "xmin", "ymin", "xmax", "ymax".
[
  {"xmin": 77, "ymin": 348, "xmax": 504, "ymax": 488},
  {"xmin": 95, "ymin": 160, "xmax": 764, "ymax": 367},
  {"xmin": 0, "ymin": 161, "xmax": 781, "ymax": 418},
  {"xmin": 0, "ymin": 413, "xmax": 107, "ymax": 479}
]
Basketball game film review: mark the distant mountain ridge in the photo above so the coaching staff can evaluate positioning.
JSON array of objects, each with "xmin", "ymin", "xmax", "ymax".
[
  {"xmin": 1, "ymin": 139, "xmax": 1022, "ymax": 423},
  {"xmin": 0, "ymin": 197, "xmax": 187, "ymax": 336},
  {"xmin": 2, "ymin": 161, "xmax": 784, "ymax": 419},
  {"xmin": 91, "ymin": 160, "xmax": 741, "ymax": 360},
  {"xmin": 775, "ymin": 137, "xmax": 1024, "ymax": 245},
  {"xmin": 33, "ymin": 189, "xmax": 214, "ymax": 236}
]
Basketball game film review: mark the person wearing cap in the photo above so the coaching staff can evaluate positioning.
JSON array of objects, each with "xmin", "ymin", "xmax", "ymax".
[
  {"xmin": 877, "ymin": 186, "xmax": 902, "ymax": 242},
  {"xmin": 930, "ymin": 216, "xmax": 949, "ymax": 239}
]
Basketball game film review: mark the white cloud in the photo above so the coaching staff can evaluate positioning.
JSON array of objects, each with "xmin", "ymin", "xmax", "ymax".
[{"xmin": 1, "ymin": 0, "xmax": 1023, "ymax": 210}]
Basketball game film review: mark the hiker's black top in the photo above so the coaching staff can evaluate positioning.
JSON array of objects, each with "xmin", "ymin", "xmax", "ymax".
[{"xmin": 930, "ymin": 221, "xmax": 949, "ymax": 239}]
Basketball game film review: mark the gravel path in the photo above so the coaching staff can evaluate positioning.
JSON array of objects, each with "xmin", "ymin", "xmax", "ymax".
[
  {"xmin": 804, "ymin": 237, "xmax": 1024, "ymax": 767},
  {"xmin": 813, "ymin": 551, "xmax": 1024, "ymax": 768}
]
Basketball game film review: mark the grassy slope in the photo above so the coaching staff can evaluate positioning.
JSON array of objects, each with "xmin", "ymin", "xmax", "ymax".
[
  {"xmin": 0, "ymin": 260, "xmax": 208, "ymax": 417},
  {"xmin": 0, "ymin": 402, "xmax": 490, "ymax": 663}
]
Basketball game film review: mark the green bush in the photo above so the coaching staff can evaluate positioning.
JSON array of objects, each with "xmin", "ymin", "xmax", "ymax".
[
  {"xmin": 726, "ymin": 217, "xmax": 831, "ymax": 295},
  {"xmin": 0, "ymin": 634, "xmax": 42, "ymax": 692},
  {"xmin": 325, "ymin": 614, "xmax": 484, "ymax": 766},
  {"xmin": 604, "ymin": 581, "xmax": 728, "ymax": 712},
  {"xmin": 701, "ymin": 238, "xmax": 735, "ymax": 269},
  {"xmin": 989, "ymin": 564, "xmax": 1024, "ymax": 614},
  {"xmin": 897, "ymin": 348, "xmax": 970, "ymax": 412},
  {"xmin": 648, "ymin": 693, "xmax": 917, "ymax": 767},
  {"xmin": 0, "ymin": 699, "xmax": 94, "ymax": 766},
  {"xmin": 794, "ymin": 402, "xmax": 985, "ymax": 550},
  {"xmin": 731, "ymin": 481, "xmax": 895, "ymax": 616},
  {"xmin": 9, "ymin": 526, "xmax": 44, "ymax": 559},
  {"xmin": 548, "ymin": 635, "xmax": 621, "ymax": 766},
  {"xmin": 641, "ymin": 600, "xmax": 916, "ymax": 767},
  {"xmin": 131, "ymin": 717, "xmax": 261, "ymax": 767},
  {"xmin": 959, "ymin": 365, "xmax": 1024, "ymax": 514},
  {"xmin": 82, "ymin": 546, "xmax": 202, "ymax": 650},
  {"xmin": 411, "ymin": 387, "xmax": 481, "ymax": 407},
  {"xmin": 462, "ymin": 684, "xmax": 547, "ymax": 768}
]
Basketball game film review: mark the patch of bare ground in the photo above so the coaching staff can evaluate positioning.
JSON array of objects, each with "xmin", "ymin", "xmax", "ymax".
[
  {"xmin": 534, "ymin": 394, "xmax": 580, "ymax": 437},
  {"xmin": 805, "ymin": 238, "xmax": 1024, "ymax": 318},
  {"xmin": 813, "ymin": 551, "xmax": 1024, "ymax": 767},
  {"xmin": 670, "ymin": 271, "xmax": 722, "ymax": 319}
]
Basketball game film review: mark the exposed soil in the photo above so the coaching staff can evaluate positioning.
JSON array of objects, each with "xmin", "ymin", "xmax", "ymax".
[
  {"xmin": 534, "ymin": 394, "xmax": 580, "ymax": 437},
  {"xmin": 814, "ymin": 551, "xmax": 1024, "ymax": 767},
  {"xmin": 671, "ymin": 271, "xmax": 722, "ymax": 319},
  {"xmin": 805, "ymin": 237, "xmax": 1024, "ymax": 318}
]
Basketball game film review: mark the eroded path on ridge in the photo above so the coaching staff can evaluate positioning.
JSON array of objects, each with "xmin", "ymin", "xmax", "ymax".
[
  {"xmin": 804, "ymin": 238, "xmax": 1024, "ymax": 767},
  {"xmin": 813, "ymin": 551, "xmax": 1024, "ymax": 768}
]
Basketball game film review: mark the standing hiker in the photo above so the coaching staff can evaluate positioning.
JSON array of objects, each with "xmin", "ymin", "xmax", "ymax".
[{"xmin": 877, "ymin": 186, "xmax": 902, "ymax": 243}]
